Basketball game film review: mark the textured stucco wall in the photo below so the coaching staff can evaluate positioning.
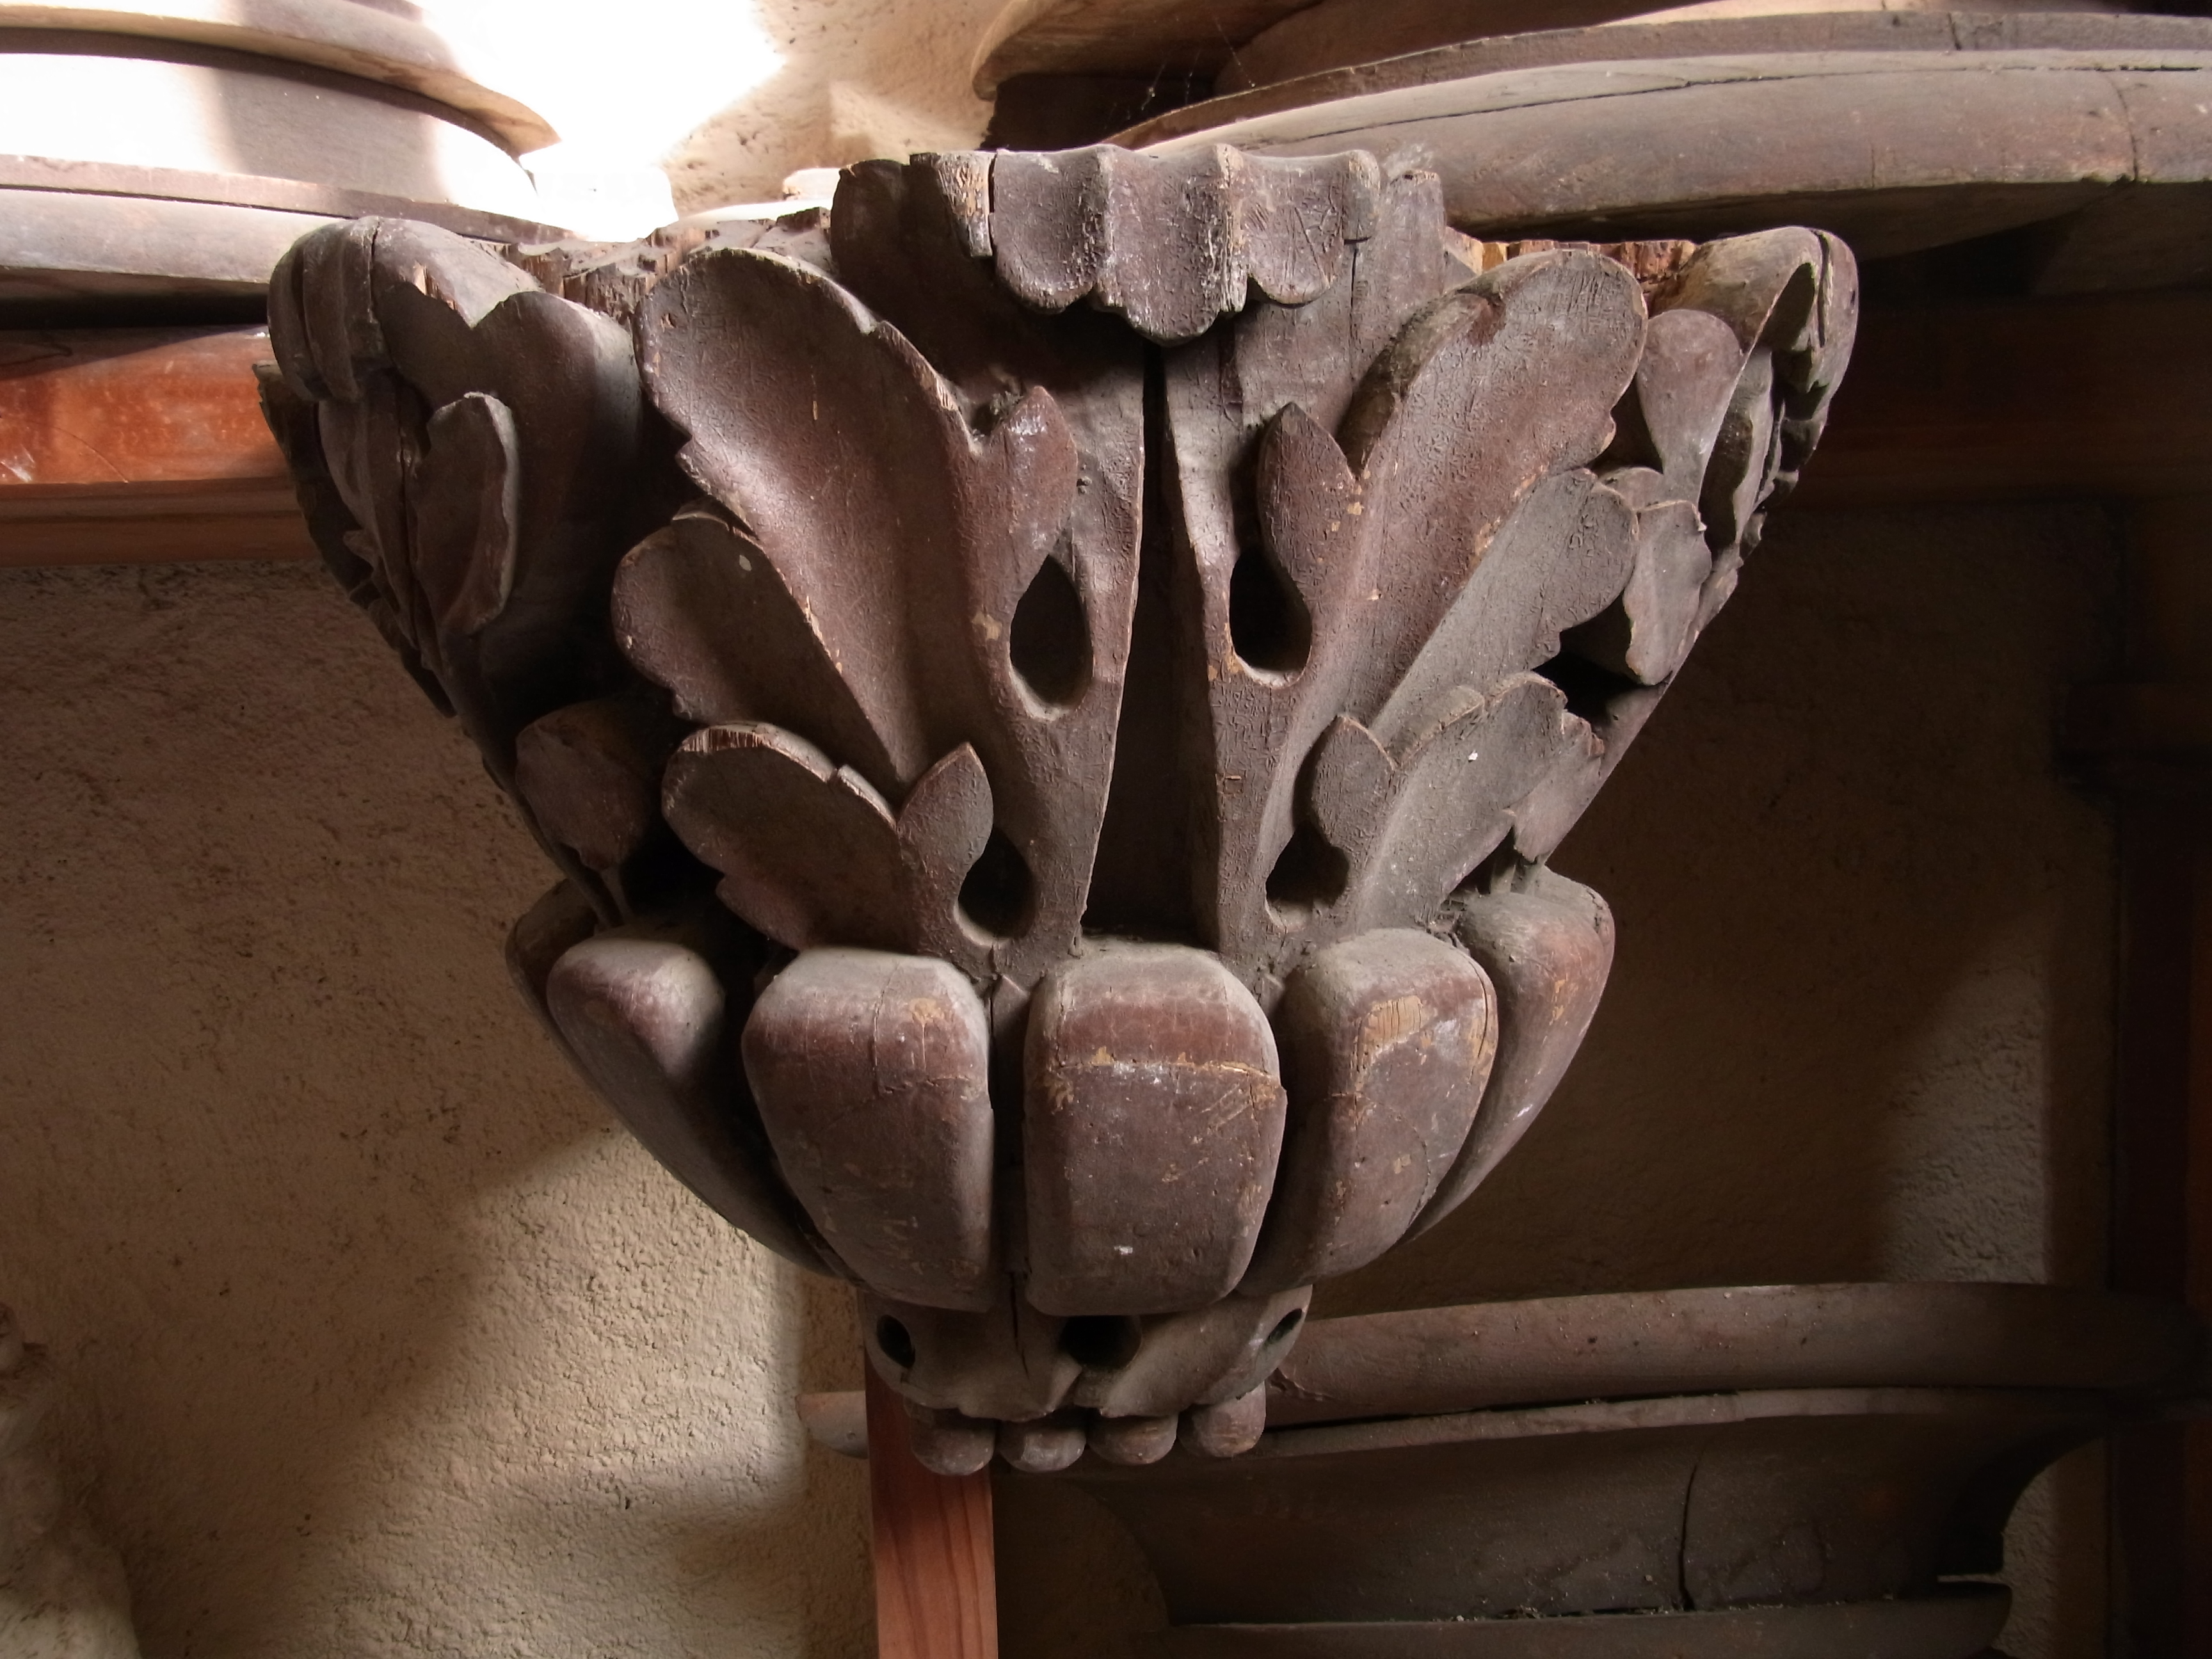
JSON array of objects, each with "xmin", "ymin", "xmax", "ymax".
[
  {"xmin": 0, "ymin": 508, "xmax": 2119, "ymax": 1657},
  {"xmin": 0, "ymin": 562, "xmax": 873, "ymax": 1657}
]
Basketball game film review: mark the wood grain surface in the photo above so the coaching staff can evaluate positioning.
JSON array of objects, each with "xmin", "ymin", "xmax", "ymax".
[
  {"xmin": 865, "ymin": 1367, "xmax": 998, "ymax": 1659},
  {"xmin": 0, "ymin": 326, "xmax": 308, "ymax": 563}
]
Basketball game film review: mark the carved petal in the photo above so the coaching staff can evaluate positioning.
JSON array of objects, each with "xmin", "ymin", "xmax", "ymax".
[
  {"xmin": 1411, "ymin": 869, "xmax": 1616, "ymax": 1238},
  {"xmin": 638, "ymin": 246, "xmax": 1124, "ymax": 986},
  {"xmin": 1197, "ymin": 248, "xmax": 1648, "ymax": 973},
  {"xmin": 613, "ymin": 506, "xmax": 900, "ymax": 794},
  {"xmin": 1370, "ymin": 472, "xmax": 1638, "ymax": 751},
  {"xmin": 1310, "ymin": 675, "xmax": 1587, "ymax": 933},
  {"xmin": 1023, "ymin": 945, "xmax": 1287, "ymax": 1317},
  {"xmin": 663, "ymin": 724, "xmax": 906, "ymax": 953},
  {"xmin": 1244, "ymin": 931, "xmax": 1496, "ymax": 1290},
  {"xmin": 745, "ymin": 950, "xmax": 997, "ymax": 1311},
  {"xmin": 545, "ymin": 926, "xmax": 833, "ymax": 1272}
]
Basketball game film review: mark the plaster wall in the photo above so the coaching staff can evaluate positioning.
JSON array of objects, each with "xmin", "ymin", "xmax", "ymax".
[{"xmin": 0, "ymin": 506, "xmax": 2120, "ymax": 1658}]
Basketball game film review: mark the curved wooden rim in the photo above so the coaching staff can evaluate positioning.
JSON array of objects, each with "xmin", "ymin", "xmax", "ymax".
[
  {"xmin": 1266, "ymin": 1281, "xmax": 2205, "ymax": 1427},
  {"xmin": 0, "ymin": 0, "xmax": 556, "ymax": 152},
  {"xmin": 1127, "ymin": 47, "xmax": 2212, "ymax": 259},
  {"xmin": 1117, "ymin": 10, "xmax": 2212, "ymax": 147}
]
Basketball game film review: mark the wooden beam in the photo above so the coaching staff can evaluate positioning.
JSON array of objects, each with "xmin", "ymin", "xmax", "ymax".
[
  {"xmin": 0, "ymin": 326, "xmax": 311, "ymax": 565},
  {"xmin": 864, "ymin": 1368, "xmax": 997, "ymax": 1659}
]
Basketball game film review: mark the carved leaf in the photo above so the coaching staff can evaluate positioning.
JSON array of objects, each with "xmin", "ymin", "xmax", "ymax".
[
  {"xmin": 1177, "ymin": 246, "xmax": 1648, "ymax": 975},
  {"xmin": 634, "ymin": 246, "xmax": 1129, "ymax": 987},
  {"xmin": 988, "ymin": 146, "xmax": 1381, "ymax": 343}
]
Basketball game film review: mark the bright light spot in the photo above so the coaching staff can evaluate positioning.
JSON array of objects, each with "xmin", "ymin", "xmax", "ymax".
[{"xmin": 419, "ymin": 0, "xmax": 784, "ymax": 234}]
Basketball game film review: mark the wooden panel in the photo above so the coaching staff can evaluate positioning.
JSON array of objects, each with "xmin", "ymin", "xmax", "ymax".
[
  {"xmin": 1795, "ymin": 293, "xmax": 2212, "ymax": 508},
  {"xmin": 0, "ymin": 325, "xmax": 309, "ymax": 564},
  {"xmin": 865, "ymin": 1367, "xmax": 998, "ymax": 1659}
]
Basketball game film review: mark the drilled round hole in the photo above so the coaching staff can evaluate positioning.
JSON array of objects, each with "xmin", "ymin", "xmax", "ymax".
[
  {"xmin": 1010, "ymin": 556, "xmax": 1091, "ymax": 707},
  {"xmin": 1060, "ymin": 1315, "xmax": 1143, "ymax": 1372},
  {"xmin": 876, "ymin": 1315, "xmax": 917, "ymax": 1370}
]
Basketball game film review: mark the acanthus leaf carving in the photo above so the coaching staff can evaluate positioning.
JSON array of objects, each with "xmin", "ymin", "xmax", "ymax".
[{"xmin": 262, "ymin": 148, "xmax": 1859, "ymax": 1468}]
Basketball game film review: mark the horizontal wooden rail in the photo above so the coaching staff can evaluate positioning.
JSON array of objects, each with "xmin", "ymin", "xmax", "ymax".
[
  {"xmin": 0, "ymin": 326, "xmax": 308, "ymax": 565},
  {"xmin": 3, "ymin": 289, "xmax": 2211, "ymax": 568}
]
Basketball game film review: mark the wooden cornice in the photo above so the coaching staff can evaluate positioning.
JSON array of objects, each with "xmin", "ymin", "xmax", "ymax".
[{"xmin": 0, "ymin": 325, "xmax": 308, "ymax": 565}]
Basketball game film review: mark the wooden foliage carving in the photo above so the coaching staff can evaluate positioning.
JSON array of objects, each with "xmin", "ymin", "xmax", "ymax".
[{"xmin": 264, "ymin": 151, "xmax": 1857, "ymax": 1466}]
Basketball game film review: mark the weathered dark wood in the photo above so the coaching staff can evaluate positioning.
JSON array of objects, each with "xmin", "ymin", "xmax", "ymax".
[
  {"xmin": 0, "ymin": 0, "xmax": 559, "ymax": 152},
  {"xmin": 1214, "ymin": 1, "xmax": 2212, "ymax": 95},
  {"xmin": 1068, "ymin": 1385, "xmax": 2096, "ymax": 1626},
  {"xmin": 1023, "ymin": 945, "xmax": 1286, "ymax": 1316},
  {"xmin": 1169, "ymin": 242, "xmax": 1648, "ymax": 976},
  {"xmin": 634, "ymin": 241, "xmax": 1123, "ymax": 990},
  {"xmin": 990, "ymin": 146, "xmax": 1377, "ymax": 344},
  {"xmin": 260, "ymin": 162, "xmax": 1857, "ymax": 1459},
  {"xmin": 1073, "ymin": 1286, "xmax": 1312, "ymax": 1420},
  {"xmin": 1245, "ymin": 932, "xmax": 1495, "ymax": 1290},
  {"xmin": 863, "ymin": 1292, "xmax": 1081, "ymax": 1426},
  {"xmin": 1147, "ymin": 48, "xmax": 2212, "ymax": 261},
  {"xmin": 1413, "ymin": 868, "xmax": 1614, "ymax": 1237},
  {"xmin": 865, "ymin": 1367, "xmax": 998, "ymax": 1658},
  {"xmin": 1267, "ymin": 1283, "xmax": 2204, "ymax": 1428},
  {"xmin": 1142, "ymin": 1589, "xmax": 2012, "ymax": 1656},
  {"xmin": 543, "ymin": 922, "xmax": 833, "ymax": 1274},
  {"xmin": 1182, "ymin": 1385, "xmax": 1268, "ymax": 1460},
  {"xmin": 513, "ymin": 693, "xmax": 681, "ymax": 879},
  {"xmin": 744, "ymin": 949, "xmax": 998, "ymax": 1312}
]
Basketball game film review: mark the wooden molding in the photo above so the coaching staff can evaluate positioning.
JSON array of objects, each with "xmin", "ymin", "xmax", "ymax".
[{"xmin": 0, "ymin": 325, "xmax": 310, "ymax": 564}]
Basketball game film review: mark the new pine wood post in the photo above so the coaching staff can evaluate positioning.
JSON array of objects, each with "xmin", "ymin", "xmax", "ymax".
[{"xmin": 865, "ymin": 1366, "xmax": 997, "ymax": 1659}]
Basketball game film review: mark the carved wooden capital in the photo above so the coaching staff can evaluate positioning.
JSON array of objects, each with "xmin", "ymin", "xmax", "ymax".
[{"xmin": 260, "ymin": 145, "xmax": 1857, "ymax": 1470}]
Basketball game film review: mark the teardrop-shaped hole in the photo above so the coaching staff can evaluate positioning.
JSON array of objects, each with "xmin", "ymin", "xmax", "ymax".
[
  {"xmin": 959, "ymin": 827, "xmax": 1036, "ymax": 940},
  {"xmin": 1265, "ymin": 820, "xmax": 1348, "ymax": 915},
  {"xmin": 876, "ymin": 1315, "xmax": 917, "ymax": 1370},
  {"xmin": 1229, "ymin": 543, "xmax": 1311, "ymax": 678},
  {"xmin": 1060, "ymin": 1315, "xmax": 1143, "ymax": 1372},
  {"xmin": 1010, "ymin": 556, "xmax": 1091, "ymax": 708}
]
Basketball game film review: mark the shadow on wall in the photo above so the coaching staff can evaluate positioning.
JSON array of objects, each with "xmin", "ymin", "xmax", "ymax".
[
  {"xmin": 0, "ymin": 561, "xmax": 870, "ymax": 1658},
  {"xmin": 998, "ymin": 499, "xmax": 2122, "ymax": 1659},
  {"xmin": 1331, "ymin": 499, "xmax": 2119, "ymax": 1317}
]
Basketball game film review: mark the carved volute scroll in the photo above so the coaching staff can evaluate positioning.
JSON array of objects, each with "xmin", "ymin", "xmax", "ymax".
[{"xmin": 262, "ymin": 144, "xmax": 1858, "ymax": 1473}]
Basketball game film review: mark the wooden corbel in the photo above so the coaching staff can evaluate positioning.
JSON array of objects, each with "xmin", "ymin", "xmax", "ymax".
[{"xmin": 255, "ymin": 149, "xmax": 1857, "ymax": 1482}]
